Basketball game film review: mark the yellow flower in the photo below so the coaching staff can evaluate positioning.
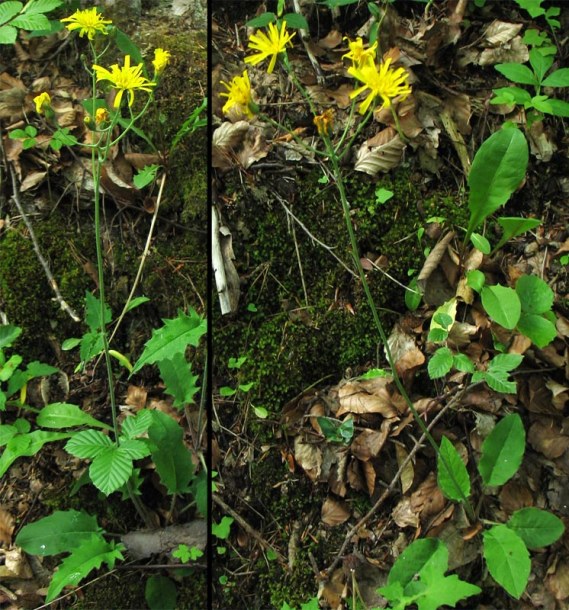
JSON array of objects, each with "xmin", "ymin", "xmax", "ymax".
[
  {"xmin": 33, "ymin": 92, "xmax": 51, "ymax": 114},
  {"xmin": 95, "ymin": 107, "xmax": 109, "ymax": 124},
  {"xmin": 342, "ymin": 37, "xmax": 378, "ymax": 68},
  {"xmin": 220, "ymin": 70, "xmax": 256, "ymax": 118},
  {"xmin": 313, "ymin": 108, "xmax": 334, "ymax": 136},
  {"xmin": 61, "ymin": 8, "xmax": 112, "ymax": 40},
  {"xmin": 152, "ymin": 48, "xmax": 171, "ymax": 75},
  {"xmin": 348, "ymin": 57, "xmax": 412, "ymax": 114},
  {"xmin": 92, "ymin": 55, "xmax": 155, "ymax": 108},
  {"xmin": 245, "ymin": 20, "xmax": 296, "ymax": 74}
]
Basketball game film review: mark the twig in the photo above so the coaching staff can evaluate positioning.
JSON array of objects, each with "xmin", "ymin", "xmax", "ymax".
[
  {"xmin": 213, "ymin": 493, "xmax": 286, "ymax": 563},
  {"xmin": 324, "ymin": 384, "xmax": 469, "ymax": 576},
  {"xmin": 108, "ymin": 172, "xmax": 166, "ymax": 344},
  {"xmin": 6, "ymin": 161, "xmax": 81, "ymax": 322},
  {"xmin": 273, "ymin": 190, "xmax": 358, "ymax": 279}
]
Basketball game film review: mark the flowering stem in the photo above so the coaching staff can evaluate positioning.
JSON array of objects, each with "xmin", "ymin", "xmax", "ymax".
[{"xmin": 322, "ymin": 135, "xmax": 475, "ymax": 521}]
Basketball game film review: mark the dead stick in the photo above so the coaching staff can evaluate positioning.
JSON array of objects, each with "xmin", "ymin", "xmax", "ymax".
[
  {"xmin": 325, "ymin": 384, "xmax": 468, "ymax": 576},
  {"xmin": 213, "ymin": 493, "xmax": 286, "ymax": 563},
  {"xmin": 7, "ymin": 162, "xmax": 81, "ymax": 322}
]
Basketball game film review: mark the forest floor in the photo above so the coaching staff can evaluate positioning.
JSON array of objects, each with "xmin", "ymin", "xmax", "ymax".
[{"xmin": 212, "ymin": 1, "xmax": 569, "ymax": 609}]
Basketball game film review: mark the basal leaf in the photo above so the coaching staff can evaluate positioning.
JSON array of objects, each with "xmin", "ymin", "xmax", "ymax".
[
  {"xmin": 46, "ymin": 533, "xmax": 124, "ymax": 602},
  {"xmin": 131, "ymin": 310, "xmax": 206, "ymax": 374},
  {"xmin": 37, "ymin": 402, "xmax": 112, "ymax": 430},
  {"xmin": 437, "ymin": 437, "xmax": 470, "ymax": 501},
  {"xmin": 467, "ymin": 127, "xmax": 528, "ymax": 237},
  {"xmin": 483, "ymin": 525, "xmax": 530, "ymax": 599},
  {"xmin": 158, "ymin": 353, "xmax": 200, "ymax": 408},
  {"xmin": 478, "ymin": 413, "xmax": 525, "ymax": 486},
  {"xmin": 481, "ymin": 285, "xmax": 521, "ymax": 329},
  {"xmin": 508, "ymin": 507, "xmax": 565, "ymax": 549},
  {"xmin": 148, "ymin": 410, "xmax": 194, "ymax": 494},
  {"xmin": 494, "ymin": 217, "xmax": 541, "ymax": 251},
  {"xmin": 0, "ymin": 430, "xmax": 70, "ymax": 478},
  {"xmin": 0, "ymin": 324, "xmax": 22, "ymax": 349},
  {"xmin": 15, "ymin": 510, "xmax": 100, "ymax": 556}
]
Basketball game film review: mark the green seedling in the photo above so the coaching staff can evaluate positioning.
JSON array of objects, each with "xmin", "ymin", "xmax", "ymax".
[
  {"xmin": 317, "ymin": 416, "xmax": 354, "ymax": 445},
  {"xmin": 437, "ymin": 414, "xmax": 564, "ymax": 599},
  {"xmin": 492, "ymin": 48, "xmax": 569, "ymax": 122}
]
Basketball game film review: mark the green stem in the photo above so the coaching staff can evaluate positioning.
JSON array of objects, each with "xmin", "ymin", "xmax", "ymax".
[{"xmin": 323, "ymin": 135, "xmax": 475, "ymax": 521}]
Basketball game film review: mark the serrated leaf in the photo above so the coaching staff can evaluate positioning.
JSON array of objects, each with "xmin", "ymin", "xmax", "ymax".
[
  {"xmin": 508, "ymin": 507, "xmax": 565, "ymax": 549},
  {"xmin": 0, "ymin": 2, "xmax": 22, "ymax": 26},
  {"xmin": 46, "ymin": 533, "xmax": 124, "ymax": 602},
  {"xmin": 483, "ymin": 525, "xmax": 530, "ymax": 598},
  {"xmin": 158, "ymin": 353, "xmax": 200, "ymax": 408},
  {"xmin": 453, "ymin": 353, "xmax": 475, "ymax": 373},
  {"xmin": 15, "ymin": 510, "xmax": 100, "ymax": 556},
  {"xmin": 89, "ymin": 446, "xmax": 133, "ymax": 495},
  {"xmin": 488, "ymin": 353, "xmax": 523, "ymax": 372},
  {"xmin": 481, "ymin": 285, "xmax": 521, "ymax": 329},
  {"xmin": 517, "ymin": 313, "xmax": 557, "ymax": 348},
  {"xmin": 437, "ymin": 437, "xmax": 471, "ymax": 501},
  {"xmin": 148, "ymin": 410, "xmax": 194, "ymax": 494},
  {"xmin": 118, "ymin": 438, "xmax": 150, "ymax": 460},
  {"xmin": 121, "ymin": 410, "xmax": 153, "ymax": 439},
  {"xmin": 480, "ymin": 369, "xmax": 517, "ymax": 394},
  {"xmin": 84, "ymin": 291, "xmax": 111, "ymax": 332},
  {"xmin": 212, "ymin": 516, "xmax": 233, "ymax": 540},
  {"xmin": 65, "ymin": 429, "xmax": 113, "ymax": 459},
  {"xmin": 37, "ymin": 403, "xmax": 111, "ymax": 430},
  {"xmin": 478, "ymin": 413, "xmax": 525, "ymax": 486},
  {"xmin": 131, "ymin": 310, "xmax": 206, "ymax": 374},
  {"xmin": 428, "ymin": 347, "xmax": 453, "ymax": 379},
  {"xmin": 10, "ymin": 12, "xmax": 50, "ymax": 30}
]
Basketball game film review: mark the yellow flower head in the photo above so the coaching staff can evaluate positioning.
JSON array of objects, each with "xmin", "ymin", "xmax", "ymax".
[
  {"xmin": 342, "ymin": 37, "xmax": 378, "ymax": 68},
  {"xmin": 348, "ymin": 57, "xmax": 412, "ymax": 114},
  {"xmin": 92, "ymin": 55, "xmax": 155, "ymax": 108},
  {"xmin": 220, "ymin": 70, "xmax": 256, "ymax": 119},
  {"xmin": 95, "ymin": 107, "xmax": 109, "ymax": 124},
  {"xmin": 245, "ymin": 20, "xmax": 296, "ymax": 74},
  {"xmin": 33, "ymin": 91, "xmax": 51, "ymax": 114},
  {"xmin": 313, "ymin": 108, "xmax": 334, "ymax": 136},
  {"xmin": 152, "ymin": 48, "xmax": 171, "ymax": 75},
  {"xmin": 61, "ymin": 8, "xmax": 112, "ymax": 40}
]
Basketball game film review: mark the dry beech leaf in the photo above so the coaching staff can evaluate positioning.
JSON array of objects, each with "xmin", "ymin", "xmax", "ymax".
[
  {"xmin": 294, "ymin": 436, "xmax": 322, "ymax": 482},
  {"xmin": 528, "ymin": 420, "xmax": 569, "ymax": 459},
  {"xmin": 0, "ymin": 507, "xmax": 15, "ymax": 547},
  {"xmin": 547, "ymin": 560, "xmax": 569, "ymax": 601},
  {"xmin": 351, "ymin": 423, "xmax": 390, "ymax": 461},
  {"xmin": 19, "ymin": 171, "xmax": 47, "ymax": 192},
  {"xmin": 125, "ymin": 384, "xmax": 148, "ymax": 410},
  {"xmin": 235, "ymin": 127, "xmax": 269, "ymax": 169},
  {"xmin": 479, "ymin": 36, "xmax": 528, "ymax": 66},
  {"xmin": 394, "ymin": 442, "xmax": 414, "ymax": 493},
  {"xmin": 362, "ymin": 460, "xmax": 376, "ymax": 496},
  {"xmin": 336, "ymin": 377, "xmax": 397, "ymax": 419},
  {"xmin": 416, "ymin": 231, "xmax": 455, "ymax": 293},
  {"xmin": 354, "ymin": 128, "xmax": 405, "ymax": 176},
  {"xmin": 483, "ymin": 20, "xmax": 523, "ymax": 46},
  {"xmin": 321, "ymin": 496, "xmax": 350, "ymax": 527},
  {"xmin": 212, "ymin": 121, "xmax": 250, "ymax": 169},
  {"xmin": 318, "ymin": 29, "xmax": 343, "ymax": 50}
]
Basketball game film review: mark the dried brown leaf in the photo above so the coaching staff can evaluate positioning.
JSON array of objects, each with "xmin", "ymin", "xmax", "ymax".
[
  {"xmin": 351, "ymin": 423, "xmax": 390, "ymax": 461},
  {"xmin": 0, "ymin": 507, "xmax": 14, "ymax": 547},
  {"xmin": 294, "ymin": 436, "xmax": 322, "ymax": 482},
  {"xmin": 337, "ymin": 378, "xmax": 397, "ymax": 419},
  {"xmin": 212, "ymin": 121, "xmax": 250, "ymax": 169},
  {"xmin": 354, "ymin": 128, "xmax": 405, "ymax": 176},
  {"xmin": 547, "ymin": 560, "xmax": 569, "ymax": 601},
  {"xmin": 483, "ymin": 20, "xmax": 523, "ymax": 46},
  {"xmin": 19, "ymin": 171, "xmax": 47, "ymax": 193},
  {"xmin": 479, "ymin": 36, "xmax": 528, "ymax": 66},
  {"xmin": 394, "ymin": 442, "xmax": 414, "ymax": 493},
  {"xmin": 321, "ymin": 496, "xmax": 350, "ymax": 526},
  {"xmin": 528, "ymin": 419, "xmax": 569, "ymax": 459}
]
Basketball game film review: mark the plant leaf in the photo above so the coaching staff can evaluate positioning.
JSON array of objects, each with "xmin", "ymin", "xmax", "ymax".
[
  {"xmin": 481, "ymin": 285, "xmax": 521, "ymax": 329},
  {"xmin": 478, "ymin": 413, "xmax": 525, "ymax": 486},
  {"xmin": 145, "ymin": 575, "xmax": 177, "ymax": 610},
  {"xmin": 15, "ymin": 510, "xmax": 100, "ymax": 556},
  {"xmin": 158, "ymin": 353, "xmax": 200, "ymax": 408},
  {"xmin": 495, "ymin": 62, "xmax": 538, "ymax": 86},
  {"xmin": 10, "ymin": 12, "xmax": 50, "ymax": 30},
  {"xmin": 428, "ymin": 347, "xmax": 453, "ymax": 379},
  {"xmin": 507, "ymin": 507, "xmax": 565, "ymax": 549},
  {"xmin": 467, "ymin": 127, "xmax": 528, "ymax": 237},
  {"xmin": 515, "ymin": 274, "xmax": 553, "ymax": 314},
  {"xmin": 65, "ymin": 429, "xmax": 113, "ymax": 459},
  {"xmin": 483, "ymin": 525, "xmax": 530, "ymax": 599},
  {"xmin": 121, "ymin": 410, "xmax": 153, "ymax": 439},
  {"xmin": 0, "ymin": 2, "xmax": 22, "ymax": 26},
  {"xmin": 387, "ymin": 538, "xmax": 442, "ymax": 587},
  {"xmin": 0, "ymin": 430, "xmax": 70, "ymax": 477},
  {"xmin": 517, "ymin": 313, "xmax": 557, "ymax": 348},
  {"xmin": 542, "ymin": 68, "xmax": 569, "ymax": 87},
  {"xmin": 0, "ymin": 325, "xmax": 22, "ymax": 349},
  {"xmin": 131, "ymin": 310, "xmax": 207, "ymax": 374},
  {"xmin": 494, "ymin": 216, "xmax": 541, "ymax": 251},
  {"xmin": 46, "ymin": 533, "xmax": 124, "ymax": 602},
  {"xmin": 89, "ymin": 446, "xmax": 134, "ymax": 495},
  {"xmin": 437, "ymin": 437, "xmax": 471, "ymax": 501}
]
